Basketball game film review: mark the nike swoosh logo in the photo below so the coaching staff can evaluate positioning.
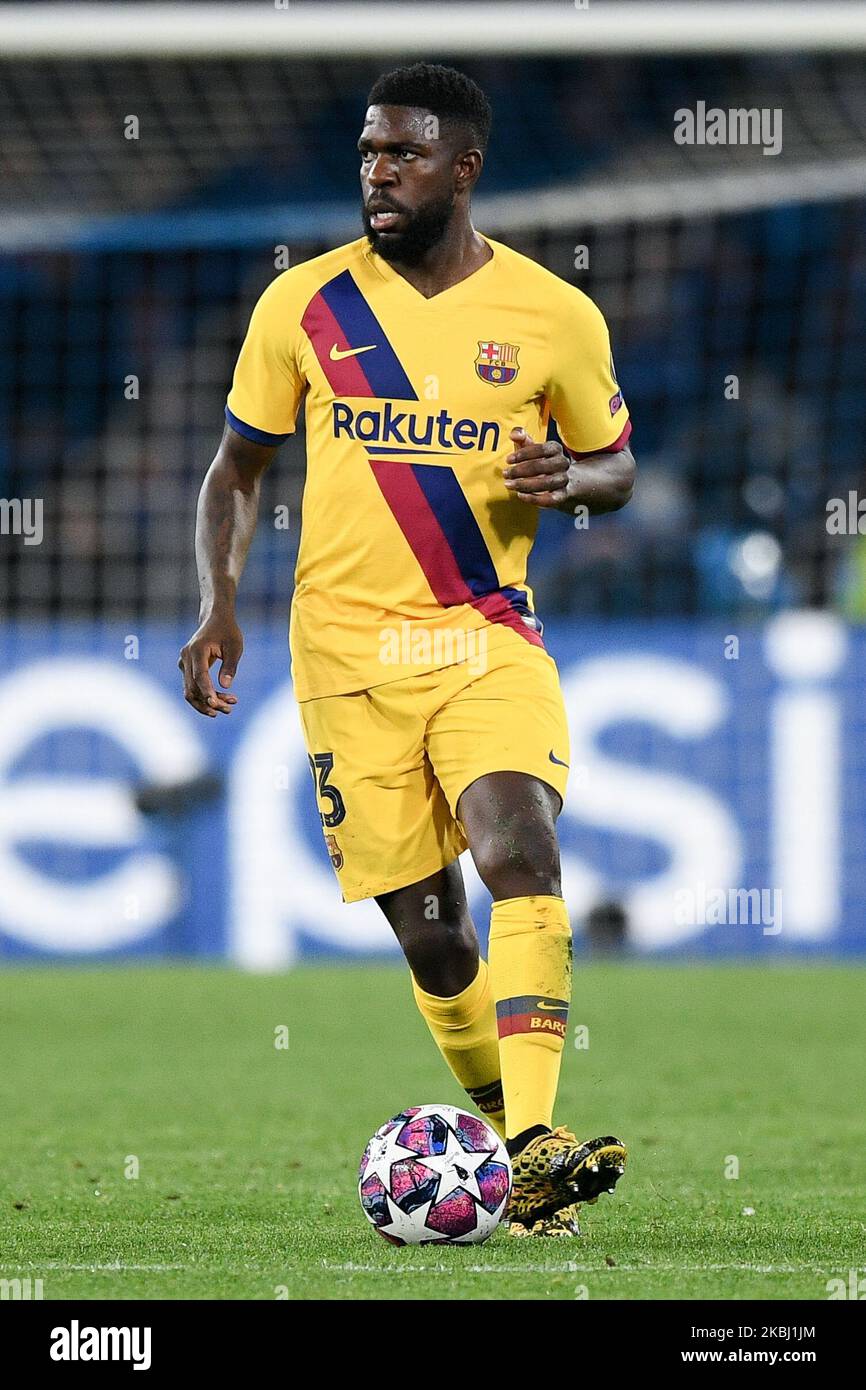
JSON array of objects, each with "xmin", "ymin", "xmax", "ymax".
[
  {"xmin": 536, "ymin": 1001, "xmax": 566, "ymax": 1011},
  {"xmin": 548, "ymin": 750, "xmax": 569, "ymax": 767},
  {"xmin": 329, "ymin": 343, "xmax": 377, "ymax": 361}
]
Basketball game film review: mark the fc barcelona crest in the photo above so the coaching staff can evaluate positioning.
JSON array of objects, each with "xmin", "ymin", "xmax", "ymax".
[
  {"xmin": 324, "ymin": 833, "xmax": 343, "ymax": 871},
  {"xmin": 475, "ymin": 340, "xmax": 520, "ymax": 386}
]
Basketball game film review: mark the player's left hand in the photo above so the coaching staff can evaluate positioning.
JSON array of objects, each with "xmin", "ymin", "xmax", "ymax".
[{"xmin": 502, "ymin": 427, "xmax": 577, "ymax": 511}]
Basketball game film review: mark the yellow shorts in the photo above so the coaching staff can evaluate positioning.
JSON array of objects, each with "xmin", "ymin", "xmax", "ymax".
[{"xmin": 296, "ymin": 638, "xmax": 570, "ymax": 902}]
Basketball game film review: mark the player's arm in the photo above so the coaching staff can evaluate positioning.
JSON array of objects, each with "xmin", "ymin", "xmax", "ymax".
[
  {"xmin": 503, "ymin": 426, "xmax": 635, "ymax": 515},
  {"xmin": 179, "ymin": 274, "xmax": 303, "ymax": 716},
  {"xmin": 178, "ymin": 424, "xmax": 276, "ymax": 717}
]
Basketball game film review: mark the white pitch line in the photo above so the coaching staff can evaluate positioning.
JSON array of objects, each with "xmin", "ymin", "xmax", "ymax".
[
  {"xmin": 322, "ymin": 1260, "xmax": 839, "ymax": 1275},
  {"xmin": 4, "ymin": 1259, "xmax": 843, "ymax": 1277},
  {"xmin": 323, "ymin": 1260, "xmax": 586, "ymax": 1274},
  {"xmin": 3, "ymin": 1262, "xmax": 188, "ymax": 1273}
]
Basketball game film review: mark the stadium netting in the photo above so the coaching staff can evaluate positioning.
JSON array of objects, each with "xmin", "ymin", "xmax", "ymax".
[{"xmin": 1, "ymin": 49, "xmax": 865, "ymax": 623}]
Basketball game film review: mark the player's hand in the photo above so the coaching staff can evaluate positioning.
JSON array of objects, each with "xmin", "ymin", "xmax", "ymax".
[
  {"xmin": 502, "ymin": 428, "xmax": 573, "ymax": 510},
  {"xmin": 178, "ymin": 612, "xmax": 243, "ymax": 717}
]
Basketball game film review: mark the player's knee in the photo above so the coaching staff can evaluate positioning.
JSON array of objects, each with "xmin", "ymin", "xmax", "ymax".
[
  {"xmin": 400, "ymin": 917, "xmax": 478, "ymax": 994},
  {"xmin": 471, "ymin": 830, "xmax": 561, "ymax": 901}
]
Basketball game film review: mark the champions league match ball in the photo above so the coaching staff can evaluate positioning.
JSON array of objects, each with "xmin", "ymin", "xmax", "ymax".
[{"xmin": 358, "ymin": 1104, "xmax": 512, "ymax": 1245}]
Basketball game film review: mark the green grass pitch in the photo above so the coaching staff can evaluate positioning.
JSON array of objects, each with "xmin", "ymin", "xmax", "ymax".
[{"xmin": 0, "ymin": 961, "xmax": 863, "ymax": 1301}]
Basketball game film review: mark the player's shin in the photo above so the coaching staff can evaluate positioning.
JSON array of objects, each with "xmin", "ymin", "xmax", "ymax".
[
  {"xmin": 488, "ymin": 895, "xmax": 572, "ymax": 1152},
  {"xmin": 411, "ymin": 958, "xmax": 506, "ymax": 1138}
]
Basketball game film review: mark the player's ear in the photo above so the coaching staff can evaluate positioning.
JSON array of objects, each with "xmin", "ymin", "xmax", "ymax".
[{"xmin": 455, "ymin": 148, "xmax": 483, "ymax": 195}]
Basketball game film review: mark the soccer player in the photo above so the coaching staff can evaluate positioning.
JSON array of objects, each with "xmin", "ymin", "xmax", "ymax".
[{"xmin": 179, "ymin": 64, "xmax": 634, "ymax": 1236}]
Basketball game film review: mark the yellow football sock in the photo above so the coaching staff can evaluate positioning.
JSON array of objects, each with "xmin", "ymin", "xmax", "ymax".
[
  {"xmin": 488, "ymin": 894, "xmax": 572, "ymax": 1141},
  {"xmin": 411, "ymin": 958, "xmax": 506, "ymax": 1138}
]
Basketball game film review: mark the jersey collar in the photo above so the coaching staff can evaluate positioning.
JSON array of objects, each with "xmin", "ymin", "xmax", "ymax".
[{"xmin": 362, "ymin": 233, "xmax": 497, "ymax": 305}]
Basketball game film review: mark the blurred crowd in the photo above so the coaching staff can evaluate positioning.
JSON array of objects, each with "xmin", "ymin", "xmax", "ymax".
[{"xmin": 1, "ymin": 51, "xmax": 865, "ymax": 622}]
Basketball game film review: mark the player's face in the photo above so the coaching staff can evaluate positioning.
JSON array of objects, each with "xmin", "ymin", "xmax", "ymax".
[{"xmin": 359, "ymin": 105, "xmax": 460, "ymax": 265}]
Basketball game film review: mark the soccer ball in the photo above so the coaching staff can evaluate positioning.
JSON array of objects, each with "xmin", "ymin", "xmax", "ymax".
[{"xmin": 358, "ymin": 1103, "xmax": 511, "ymax": 1245}]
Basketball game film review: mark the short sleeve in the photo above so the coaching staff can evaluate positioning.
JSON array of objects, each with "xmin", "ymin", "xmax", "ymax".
[
  {"xmin": 226, "ymin": 277, "xmax": 305, "ymax": 446},
  {"xmin": 545, "ymin": 291, "xmax": 630, "ymax": 455}
]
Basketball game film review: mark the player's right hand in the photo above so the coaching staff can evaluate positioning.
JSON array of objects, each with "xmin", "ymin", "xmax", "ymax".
[{"xmin": 178, "ymin": 614, "xmax": 243, "ymax": 717}]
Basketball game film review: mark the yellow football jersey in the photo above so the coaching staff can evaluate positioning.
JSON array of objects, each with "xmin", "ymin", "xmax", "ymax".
[{"xmin": 226, "ymin": 234, "xmax": 630, "ymax": 701}]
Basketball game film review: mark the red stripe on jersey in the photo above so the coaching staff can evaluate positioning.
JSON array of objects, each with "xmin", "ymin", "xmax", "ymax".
[
  {"xmin": 469, "ymin": 590, "xmax": 545, "ymax": 647},
  {"xmin": 301, "ymin": 292, "xmax": 376, "ymax": 397},
  {"xmin": 369, "ymin": 458, "xmax": 545, "ymax": 646},
  {"xmin": 369, "ymin": 459, "xmax": 474, "ymax": 606}
]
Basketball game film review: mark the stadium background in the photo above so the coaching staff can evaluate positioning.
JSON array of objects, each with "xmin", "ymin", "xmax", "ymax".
[{"xmin": 1, "ymin": 0, "xmax": 865, "ymax": 964}]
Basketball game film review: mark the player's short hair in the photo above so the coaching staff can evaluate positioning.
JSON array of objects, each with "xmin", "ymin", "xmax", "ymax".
[{"xmin": 366, "ymin": 63, "xmax": 492, "ymax": 153}]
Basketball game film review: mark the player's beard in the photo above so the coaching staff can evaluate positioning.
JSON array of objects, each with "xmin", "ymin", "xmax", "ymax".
[{"xmin": 362, "ymin": 193, "xmax": 455, "ymax": 266}]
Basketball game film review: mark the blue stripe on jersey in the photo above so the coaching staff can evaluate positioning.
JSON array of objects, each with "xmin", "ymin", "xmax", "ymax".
[
  {"xmin": 319, "ymin": 270, "xmax": 418, "ymax": 401},
  {"xmin": 363, "ymin": 447, "xmax": 457, "ymax": 456},
  {"xmin": 410, "ymin": 463, "xmax": 543, "ymax": 629},
  {"xmin": 409, "ymin": 462, "xmax": 501, "ymax": 597},
  {"xmin": 225, "ymin": 405, "xmax": 291, "ymax": 446},
  {"xmin": 501, "ymin": 585, "xmax": 543, "ymax": 634}
]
